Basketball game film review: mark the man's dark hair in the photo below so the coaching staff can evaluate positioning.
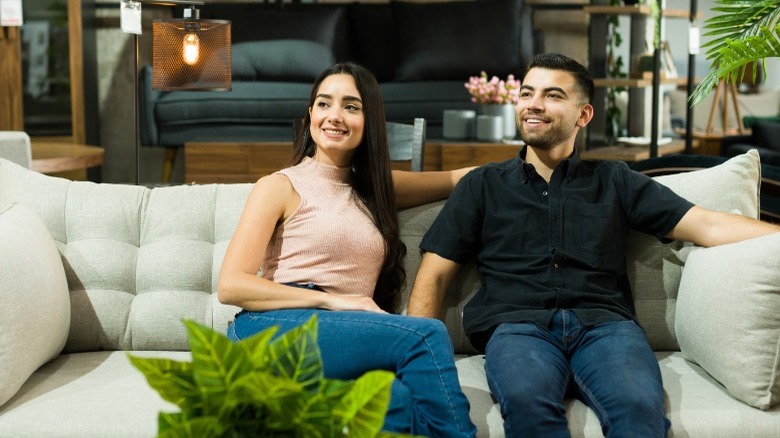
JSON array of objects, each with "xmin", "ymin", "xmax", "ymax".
[{"xmin": 525, "ymin": 53, "xmax": 594, "ymax": 104}]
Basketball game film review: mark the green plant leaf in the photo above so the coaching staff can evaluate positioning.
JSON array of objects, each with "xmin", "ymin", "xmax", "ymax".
[
  {"xmin": 127, "ymin": 355, "xmax": 199, "ymax": 410},
  {"xmin": 333, "ymin": 370, "xmax": 395, "ymax": 437},
  {"xmin": 157, "ymin": 414, "xmax": 224, "ymax": 438},
  {"xmin": 691, "ymin": 25, "xmax": 780, "ymax": 106},
  {"xmin": 238, "ymin": 324, "xmax": 278, "ymax": 370},
  {"xmin": 691, "ymin": 0, "xmax": 780, "ymax": 105},
  {"xmin": 267, "ymin": 315, "xmax": 323, "ymax": 391},
  {"xmin": 184, "ymin": 319, "xmax": 254, "ymax": 413},
  {"xmin": 132, "ymin": 316, "xmax": 408, "ymax": 437}
]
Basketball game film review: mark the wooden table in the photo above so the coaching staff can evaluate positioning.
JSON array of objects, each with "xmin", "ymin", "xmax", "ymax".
[
  {"xmin": 580, "ymin": 139, "xmax": 690, "ymax": 162},
  {"xmin": 31, "ymin": 142, "xmax": 104, "ymax": 179},
  {"xmin": 689, "ymin": 130, "xmax": 749, "ymax": 156}
]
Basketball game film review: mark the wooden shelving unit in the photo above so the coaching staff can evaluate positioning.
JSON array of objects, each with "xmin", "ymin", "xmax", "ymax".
[{"xmin": 584, "ymin": 1, "xmax": 697, "ymax": 159}]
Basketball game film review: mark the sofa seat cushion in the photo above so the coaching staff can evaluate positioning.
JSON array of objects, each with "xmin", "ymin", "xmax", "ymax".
[
  {"xmin": 676, "ymin": 232, "xmax": 780, "ymax": 410},
  {"xmin": 381, "ymin": 81, "xmax": 477, "ymax": 132},
  {"xmin": 0, "ymin": 351, "xmax": 185, "ymax": 436},
  {"xmin": 0, "ymin": 204, "xmax": 70, "ymax": 407},
  {"xmin": 154, "ymin": 82, "xmax": 311, "ymax": 128},
  {"xmin": 455, "ymin": 352, "xmax": 780, "ymax": 437}
]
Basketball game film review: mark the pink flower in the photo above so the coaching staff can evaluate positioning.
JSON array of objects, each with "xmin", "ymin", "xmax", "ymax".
[{"xmin": 465, "ymin": 71, "xmax": 521, "ymax": 105}]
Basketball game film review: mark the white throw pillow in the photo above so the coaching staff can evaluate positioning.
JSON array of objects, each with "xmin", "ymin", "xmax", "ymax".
[
  {"xmin": 627, "ymin": 150, "xmax": 761, "ymax": 350},
  {"xmin": 0, "ymin": 204, "xmax": 70, "ymax": 407},
  {"xmin": 675, "ymin": 232, "xmax": 780, "ymax": 410}
]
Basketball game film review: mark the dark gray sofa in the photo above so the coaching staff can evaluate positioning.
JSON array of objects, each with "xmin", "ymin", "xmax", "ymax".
[{"xmin": 139, "ymin": 0, "xmax": 534, "ymax": 171}]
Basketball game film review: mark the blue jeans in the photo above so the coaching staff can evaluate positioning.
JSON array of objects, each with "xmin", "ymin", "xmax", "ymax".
[
  {"xmin": 485, "ymin": 309, "xmax": 670, "ymax": 437},
  {"xmin": 228, "ymin": 308, "xmax": 477, "ymax": 437}
]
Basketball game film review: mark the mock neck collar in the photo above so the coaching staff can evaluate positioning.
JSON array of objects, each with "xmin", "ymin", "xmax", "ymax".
[{"xmin": 301, "ymin": 156, "xmax": 352, "ymax": 184}]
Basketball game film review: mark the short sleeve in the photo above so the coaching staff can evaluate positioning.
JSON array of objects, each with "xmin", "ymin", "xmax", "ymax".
[
  {"xmin": 420, "ymin": 171, "xmax": 484, "ymax": 264},
  {"xmin": 620, "ymin": 165, "xmax": 694, "ymax": 240}
]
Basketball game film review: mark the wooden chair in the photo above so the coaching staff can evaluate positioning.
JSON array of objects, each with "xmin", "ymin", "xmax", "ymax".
[
  {"xmin": 0, "ymin": 131, "xmax": 32, "ymax": 169},
  {"xmin": 293, "ymin": 117, "xmax": 427, "ymax": 172},
  {"xmin": 387, "ymin": 118, "xmax": 426, "ymax": 172}
]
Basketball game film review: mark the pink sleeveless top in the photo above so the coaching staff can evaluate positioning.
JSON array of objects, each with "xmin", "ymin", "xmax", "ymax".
[{"xmin": 261, "ymin": 157, "xmax": 384, "ymax": 297}]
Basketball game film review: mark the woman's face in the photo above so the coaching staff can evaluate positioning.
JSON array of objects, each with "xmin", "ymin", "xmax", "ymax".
[{"xmin": 309, "ymin": 73, "xmax": 365, "ymax": 167}]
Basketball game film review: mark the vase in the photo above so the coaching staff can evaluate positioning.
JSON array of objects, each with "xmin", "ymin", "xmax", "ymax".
[{"xmin": 479, "ymin": 103, "xmax": 517, "ymax": 140}]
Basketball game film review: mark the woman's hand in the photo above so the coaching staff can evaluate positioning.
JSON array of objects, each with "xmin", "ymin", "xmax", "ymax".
[{"xmin": 324, "ymin": 294, "xmax": 388, "ymax": 313}]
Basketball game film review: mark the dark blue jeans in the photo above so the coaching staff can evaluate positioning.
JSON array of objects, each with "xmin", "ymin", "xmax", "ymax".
[
  {"xmin": 485, "ymin": 309, "xmax": 670, "ymax": 437},
  {"xmin": 228, "ymin": 308, "xmax": 476, "ymax": 437}
]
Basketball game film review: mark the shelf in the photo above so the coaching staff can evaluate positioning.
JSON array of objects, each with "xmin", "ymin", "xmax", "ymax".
[
  {"xmin": 583, "ymin": 5, "xmax": 690, "ymax": 18},
  {"xmin": 594, "ymin": 77, "xmax": 689, "ymax": 87}
]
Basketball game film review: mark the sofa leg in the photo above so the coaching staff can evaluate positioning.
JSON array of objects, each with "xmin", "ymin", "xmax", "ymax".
[{"xmin": 163, "ymin": 148, "xmax": 177, "ymax": 183}]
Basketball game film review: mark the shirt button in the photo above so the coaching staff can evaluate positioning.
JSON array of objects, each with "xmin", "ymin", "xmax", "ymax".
[
  {"xmin": 542, "ymin": 190, "xmax": 548, "ymax": 196},
  {"xmin": 554, "ymin": 263, "xmax": 559, "ymax": 269}
]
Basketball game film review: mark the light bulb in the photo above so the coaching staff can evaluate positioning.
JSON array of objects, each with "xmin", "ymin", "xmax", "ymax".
[{"xmin": 182, "ymin": 33, "xmax": 200, "ymax": 65}]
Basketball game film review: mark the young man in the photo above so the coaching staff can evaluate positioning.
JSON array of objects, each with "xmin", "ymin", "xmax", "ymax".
[{"xmin": 407, "ymin": 53, "xmax": 780, "ymax": 437}]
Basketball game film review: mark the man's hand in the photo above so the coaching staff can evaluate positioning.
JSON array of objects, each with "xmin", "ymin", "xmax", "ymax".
[{"xmin": 408, "ymin": 252, "xmax": 461, "ymax": 318}]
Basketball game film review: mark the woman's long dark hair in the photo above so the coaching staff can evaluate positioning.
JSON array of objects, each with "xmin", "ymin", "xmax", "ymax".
[{"xmin": 292, "ymin": 62, "xmax": 406, "ymax": 313}]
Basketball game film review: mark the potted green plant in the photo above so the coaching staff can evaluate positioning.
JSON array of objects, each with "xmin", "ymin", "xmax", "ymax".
[
  {"xmin": 128, "ymin": 315, "xmax": 417, "ymax": 437},
  {"xmin": 691, "ymin": 0, "xmax": 780, "ymax": 105}
]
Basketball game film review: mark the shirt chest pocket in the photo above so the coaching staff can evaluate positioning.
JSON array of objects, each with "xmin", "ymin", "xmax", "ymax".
[{"xmin": 570, "ymin": 203, "xmax": 622, "ymax": 258}]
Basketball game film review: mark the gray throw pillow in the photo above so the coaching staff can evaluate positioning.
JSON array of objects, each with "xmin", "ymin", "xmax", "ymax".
[{"xmin": 232, "ymin": 40, "xmax": 335, "ymax": 82}]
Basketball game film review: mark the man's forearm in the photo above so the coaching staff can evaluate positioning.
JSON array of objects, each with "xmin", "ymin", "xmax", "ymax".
[{"xmin": 407, "ymin": 280, "xmax": 446, "ymax": 318}]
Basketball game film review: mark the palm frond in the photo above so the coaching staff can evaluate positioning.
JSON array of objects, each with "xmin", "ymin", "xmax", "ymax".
[
  {"xmin": 690, "ymin": 0, "xmax": 780, "ymax": 105},
  {"xmin": 691, "ymin": 26, "xmax": 780, "ymax": 106},
  {"xmin": 701, "ymin": 0, "xmax": 779, "ymax": 58}
]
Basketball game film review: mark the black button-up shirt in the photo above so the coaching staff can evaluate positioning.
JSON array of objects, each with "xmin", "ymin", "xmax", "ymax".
[{"xmin": 421, "ymin": 147, "xmax": 694, "ymax": 352}]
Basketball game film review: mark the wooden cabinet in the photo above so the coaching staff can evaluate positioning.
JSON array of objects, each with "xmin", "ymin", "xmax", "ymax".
[{"xmin": 0, "ymin": 0, "xmax": 88, "ymax": 143}]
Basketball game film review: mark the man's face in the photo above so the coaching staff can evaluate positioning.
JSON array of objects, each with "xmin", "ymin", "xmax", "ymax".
[{"xmin": 516, "ymin": 68, "xmax": 592, "ymax": 150}]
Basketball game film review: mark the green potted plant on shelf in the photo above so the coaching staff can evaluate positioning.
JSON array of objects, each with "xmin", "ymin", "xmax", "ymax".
[
  {"xmin": 128, "ymin": 315, "xmax": 416, "ymax": 437},
  {"xmin": 691, "ymin": 0, "xmax": 780, "ymax": 105}
]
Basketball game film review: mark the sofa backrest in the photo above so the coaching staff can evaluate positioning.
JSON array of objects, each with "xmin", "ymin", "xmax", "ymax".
[
  {"xmin": 0, "ymin": 150, "xmax": 761, "ymax": 355},
  {"xmin": 397, "ymin": 151, "xmax": 762, "ymax": 354},
  {"xmin": 0, "ymin": 159, "xmax": 251, "ymax": 353}
]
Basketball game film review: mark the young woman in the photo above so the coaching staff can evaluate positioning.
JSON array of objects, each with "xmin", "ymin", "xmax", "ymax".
[{"xmin": 217, "ymin": 62, "xmax": 477, "ymax": 437}]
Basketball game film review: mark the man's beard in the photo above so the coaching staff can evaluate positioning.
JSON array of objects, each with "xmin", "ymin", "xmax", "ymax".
[{"xmin": 518, "ymin": 117, "xmax": 576, "ymax": 151}]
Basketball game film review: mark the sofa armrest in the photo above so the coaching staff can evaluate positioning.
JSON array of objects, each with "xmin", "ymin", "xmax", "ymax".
[
  {"xmin": 139, "ymin": 65, "xmax": 160, "ymax": 146},
  {"xmin": 0, "ymin": 203, "xmax": 70, "ymax": 407}
]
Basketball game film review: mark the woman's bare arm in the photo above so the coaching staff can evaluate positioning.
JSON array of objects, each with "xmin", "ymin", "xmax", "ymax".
[
  {"xmin": 392, "ymin": 167, "xmax": 476, "ymax": 208},
  {"xmin": 217, "ymin": 174, "xmax": 385, "ymax": 313}
]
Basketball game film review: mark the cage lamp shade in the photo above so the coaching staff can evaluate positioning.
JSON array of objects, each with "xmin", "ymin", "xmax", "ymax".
[{"xmin": 152, "ymin": 18, "xmax": 231, "ymax": 91}]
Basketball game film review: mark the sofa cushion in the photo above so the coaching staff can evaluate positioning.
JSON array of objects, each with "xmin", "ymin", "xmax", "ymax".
[
  {"xmin": 0, "ymin": 159, "xmax": 246, "ymax": 353},
  {"xmin": 675, "ymin": 232, "xmax": 780, "ymax": 410},
  {"xmin": 348, "ymin": 3, "xmax": 399, "ymax": 82},
  {"xmin": 194, "ymin": 4, "xmax": 347, "ymax": 59},
  {"xmin": 154, "ymin": 82, "xmax": 311, "ymax": 128},
  {"xmin": 231, "ymin": 40, "xmax": 335, "ymax": 82},
  {"xmin": 752, "ymin": 121, "xmax": 780, "ymax": 151},
  {"xmin": 0, "ymin": 203, "xmax": 70, "ymax": 407},
  {"xmin": 393, "ymin": 0, "xmax": 525, "ymax": 81},
  {"xmin": 625, "ymin": 150, "xmax": 760, "ymax": 351}
]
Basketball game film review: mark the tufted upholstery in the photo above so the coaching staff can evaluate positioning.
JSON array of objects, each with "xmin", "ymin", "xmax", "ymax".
[
  {"xmin": 1, "ymin": 152, "xmax": 779, "ymax": 437},
  {"xmin": 0, "ymin": 161, "xmax": 249, "ymax": 353}
]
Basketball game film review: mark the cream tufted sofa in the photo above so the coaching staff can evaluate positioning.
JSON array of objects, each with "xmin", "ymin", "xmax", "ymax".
[{"xmin": 1, "ymin": 150, "xmax": 779, "ymax": 437}]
